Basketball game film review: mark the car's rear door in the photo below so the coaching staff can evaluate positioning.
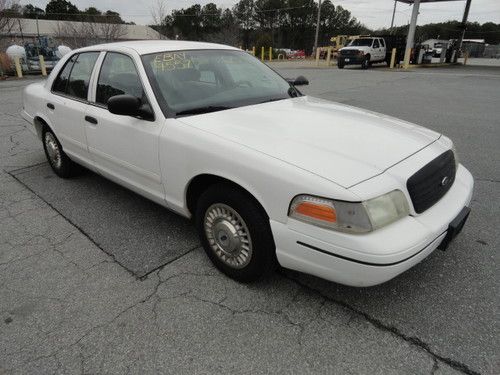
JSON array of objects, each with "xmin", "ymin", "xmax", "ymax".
[
  {"xmin": 85, "ymin": 51, "xmax": 165, "ymax": 203},
  {"xmin": 47, "ymin": 51, "xmax": 100, "ymax": 165}
]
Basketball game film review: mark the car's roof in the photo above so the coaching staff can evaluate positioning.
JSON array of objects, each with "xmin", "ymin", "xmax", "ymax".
[{"xmin": 77, "ymin": 40, "xmax": 239, "ymax": 55}]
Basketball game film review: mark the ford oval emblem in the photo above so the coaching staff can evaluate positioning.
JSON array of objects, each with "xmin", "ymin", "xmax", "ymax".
[{"xmin": 441, "ymin": 176, "xmax": 450, "ymax": 186}]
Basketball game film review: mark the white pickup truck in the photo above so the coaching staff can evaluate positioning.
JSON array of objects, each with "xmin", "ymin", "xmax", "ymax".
[{"xmin": 338, "ymin": 37, "xmax": 388, "ymax": 69}]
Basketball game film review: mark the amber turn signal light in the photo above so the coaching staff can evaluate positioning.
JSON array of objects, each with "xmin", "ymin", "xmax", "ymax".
[{"xmin": 294, "ymin": 202, "xmax": 337, "ymax": 223}]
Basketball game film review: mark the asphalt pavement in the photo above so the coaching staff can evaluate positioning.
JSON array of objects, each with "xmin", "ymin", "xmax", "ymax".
[{"xmin": 0, "ymin": 63, "xmax": 498, "ymax": 374}]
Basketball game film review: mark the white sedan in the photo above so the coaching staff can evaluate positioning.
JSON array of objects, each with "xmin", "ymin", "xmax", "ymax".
[{"xmin": 22, "ymin": 41, "xmax": 473, "ymax": 287}]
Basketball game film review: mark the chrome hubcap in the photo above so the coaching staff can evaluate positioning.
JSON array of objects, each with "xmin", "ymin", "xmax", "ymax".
[
  {"xmin": 204, "ymin": 203, "xmax": 252, "ymax": 269},
  {"xmin": 45, "ymin": 132, "xmax": 61, "ymax": 169}
]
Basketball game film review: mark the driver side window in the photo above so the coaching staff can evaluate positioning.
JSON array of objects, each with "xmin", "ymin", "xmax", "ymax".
[
  {"xmin": 96, "ymin": 52, "xmax": 145, "ymax": 106},
  {"xmin": 373, "ymin": 40, "xmax": 380, "ymax": 48}
]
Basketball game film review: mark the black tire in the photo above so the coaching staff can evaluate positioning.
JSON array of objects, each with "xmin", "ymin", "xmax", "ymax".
[
  {"xmin": 337, "ymin": 59, "xmax": 345, "ymax": 69},
  {"xmin": 42, "ymin": 127, "xmax": 80, "ymax": 178},
  {"xmin": 195, "ymin": 184, "xmax": 277, "ymax": 282},
  {"xmin": 361, "ymin": 56, "xmax": 370, "ymax": 69}
]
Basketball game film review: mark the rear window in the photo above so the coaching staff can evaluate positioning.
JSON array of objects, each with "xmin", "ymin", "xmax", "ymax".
[
  {"xmin": 52, "ymin": 55, "xmax": 77, "ymax": 94},
  {"xmin": 52, "ymin": 52, "xmax": 99, "ymax": 100}
]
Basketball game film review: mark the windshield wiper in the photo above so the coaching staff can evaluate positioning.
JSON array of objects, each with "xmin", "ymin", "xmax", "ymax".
[{"xmin": 176, "ymin": 106, "xmax": 232, "ymax": 116}]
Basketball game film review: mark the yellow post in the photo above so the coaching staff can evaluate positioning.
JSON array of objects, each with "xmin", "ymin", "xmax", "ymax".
[
  {"xmin": 261, "ymin": 46, "xmax": 265, "ymax": 61},
  {"xmin": 463, "ymin": 51, "xmax": 469, "ymax": 65},
  {"xmin": 390, "ymin": 48, "xmax": 396, "ymax": 69},
  {"xmin": 14, "ymin": 57, "xmax": 22, "ymax": 78},
  {"xmin": 39, "ymin": 55, "xmax": 47, "ymax": 76},
  {"xmin": 252, "ymin": 46, "xmax": 256, "ymax": 56},
  {"xmin": 269, "ymin": 47, "xmax": 272, "ymax": 62},
  {"xmin": 326, "ymin": 47, "xmax": 332, "ymax": 66},
  {"xmin": 315, "ymin": 48, "xmax": 320, "ymax": 66},
  {"xmin": 403, "ymin": 48, "xmax": 411, "ymax": 69}
]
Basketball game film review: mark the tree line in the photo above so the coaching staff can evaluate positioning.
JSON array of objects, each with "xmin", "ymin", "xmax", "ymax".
[
  {"xmin": 381, "ymin": 20, "xmax": 500, "ymax": 46},
  {"xmin": 149, "ymin": 0, "xmax": 500, "ymax": 52},
  {"xmin": 152, "ymin": 0, "xmax": 369, "ymax": 53},
  {"xmin": 2, "ymin": 0, "xmax": 499, "ymax": 53},
  {"xmin": 1, "ymin": 0, "xmax": 130, "ymax": 24}
]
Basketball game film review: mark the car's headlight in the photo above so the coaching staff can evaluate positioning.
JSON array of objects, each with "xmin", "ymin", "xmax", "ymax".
[{"xmin": 288, "ymin": 190, "xmax": 409, "ymax": 233}]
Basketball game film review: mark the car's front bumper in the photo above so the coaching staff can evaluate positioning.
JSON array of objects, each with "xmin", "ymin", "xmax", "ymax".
[
  {"xmin": 271, "ymin": 164, "xmax": 474, "ymax": 287},
  {"xmin": 339, "ymin": 55, "xmax": 365, "ymax": 65}
]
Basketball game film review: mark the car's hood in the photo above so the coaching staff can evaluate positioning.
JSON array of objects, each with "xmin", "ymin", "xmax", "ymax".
[{"xmin": 178, "ymin": 96, "xmax": 440, "ymax": 188}]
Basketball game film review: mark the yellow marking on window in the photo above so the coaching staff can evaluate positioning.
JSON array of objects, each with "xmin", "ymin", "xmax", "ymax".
[{"xmin": 153, "ymin": 52, "xmax": 192, "ymax": 72}]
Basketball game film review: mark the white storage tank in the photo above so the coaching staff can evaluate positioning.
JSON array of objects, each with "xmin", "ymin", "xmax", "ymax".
[
  {"xmin": 56, "ymin": 45, "xmax": 72, "ymax": 58},
  {"xmin": 6, "ymin": 45, "xmax": 26, "ymax": 61}
]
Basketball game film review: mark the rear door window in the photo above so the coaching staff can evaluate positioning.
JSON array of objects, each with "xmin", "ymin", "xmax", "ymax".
[
  {"xmin": 52, "ymin": 54, "xmax": 77, "ymax": 94},
  {"xmin": 52, "ymin": 52, "xmax": 99, "ymax": 100},
  {"xmin": 67, "ymin": 52, "xmax": 100, "ymax": 100},
  {"xmin": 96, "ymin": 52, "xmax": 145, "ymax": 106}
]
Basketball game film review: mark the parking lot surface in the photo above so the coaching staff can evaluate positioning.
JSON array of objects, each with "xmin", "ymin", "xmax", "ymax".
[{"xmin": 1, "ymin": 64, "xmax": 499, "ymax": 374}]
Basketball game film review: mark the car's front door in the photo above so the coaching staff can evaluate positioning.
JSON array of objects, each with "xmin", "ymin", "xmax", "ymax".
[
  {"xmin": 372, "ymin": 39, "xmax": 383, "ymax": 61},
  {"xmin": 85, "ymin": 51, "xmax": 165, "ymax": 203}
]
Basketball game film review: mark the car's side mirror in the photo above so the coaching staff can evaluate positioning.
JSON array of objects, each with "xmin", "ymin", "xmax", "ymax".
[
  {"xmin": 287, "ymin": 75, "xmax": 309, "ymax": 86},
  {"xmin": 107, "ymin": 94, "xmax": 154, "ymax": 121}
]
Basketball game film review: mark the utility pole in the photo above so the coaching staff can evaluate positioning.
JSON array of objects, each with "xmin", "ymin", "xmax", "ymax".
[
  {"xmin": 35, "ymin": 14, "xmax": 40, "ymax": 56},
  {"xmin": 403, "ymin": 0, "xmax": 420, "ymax": 68},
  {"xmin": 390, "ymin": 0, "xmax": 397, "ymax": 31},
  {"xmin": 453, "ymin": 0, "xmax": 472, "ymax": 63},
  {"xmin": 313, "ymin": 0, "xmax": 322, "ymax": 54},
  {"xmin": 17, "ymin": 18, "xmax": 25, "ymax": 43}
]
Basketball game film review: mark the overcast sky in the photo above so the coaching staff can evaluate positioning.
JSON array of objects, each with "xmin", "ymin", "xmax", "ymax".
[{"xmin": 22, "ymin": 0, "xmax": 500, "ymax": 29}]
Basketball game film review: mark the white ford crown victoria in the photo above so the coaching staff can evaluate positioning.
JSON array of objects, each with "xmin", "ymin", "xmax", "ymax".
[{"xmin": 22, "ymin": 41, "xmax": 473, "ymax": 286}]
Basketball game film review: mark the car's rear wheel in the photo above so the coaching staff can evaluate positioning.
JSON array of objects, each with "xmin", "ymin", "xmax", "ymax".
[
  {"xmin": 42, "ymin": 127, "xmax": 79, "ymax": 178},
  {"xmin": 195, "ymin": 184, "xmax": 276, "ymax": 282}
]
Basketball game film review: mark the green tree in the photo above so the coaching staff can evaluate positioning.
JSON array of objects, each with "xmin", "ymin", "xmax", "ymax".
[
  {"xmin": 22, "ymin": 4, "xmax": 45, "ymax": 19},
  {"xmin": 201, "ymin": 3, "xmax": 222, "ymax": 34},
  {"xmin": 171, "ymin": 4, "xmax": 203, "ymax": 40},
  {"xmin": 45, "ymin": 0, "xmax": 80, "ymax": 20},
  {"xmin": 103, "ymin": 10, "xmax": 125, "ymax": 24},
  {"xmin": 233, "ymin": 0, "xmax": 255, "ymax": 48}
]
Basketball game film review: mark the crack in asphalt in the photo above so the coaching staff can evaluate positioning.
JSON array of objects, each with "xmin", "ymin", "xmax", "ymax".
[
  {"xmin": 4, "ymin": 169, "xmax": 138, "ymax": 279},
  {"xmin": 5, "ymin": 161, "xmax": 48, "ymax": 174},
  {"xmin": 281, "ymin": 271, "xmax": 480, "ymax": 375},
  {"xmin": 475, "ymin": 177, "xmax": 500, "ymax": 183},
  {"xmin": 138, "ymin": 245, "xmax": 201, "ymax": 281},
  {"xmin": 4, "ymin": 163, "xmax": 202, "ymax": 281}
]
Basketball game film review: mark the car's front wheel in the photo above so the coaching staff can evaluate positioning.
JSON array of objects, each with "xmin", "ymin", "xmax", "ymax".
[
  {"xmin": 361, "ymin": 56, "xmax": 370, "ymax": 69},
  {"xmin": 195, "ymin": 184, "xmax": 276, "ymax": 282},
  {"xmin": 42, "ymin": 127, "xmax": 79, "ymax": 178}
]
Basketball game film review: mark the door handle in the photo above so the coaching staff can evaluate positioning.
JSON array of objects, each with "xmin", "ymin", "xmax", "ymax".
[
  {"xmin": 85, "ymin": 115, "xmax": 98, "ymax": 125},
  {"xmin": 47, "ymin": 103, "xmax": 55, "ymax": 110}
]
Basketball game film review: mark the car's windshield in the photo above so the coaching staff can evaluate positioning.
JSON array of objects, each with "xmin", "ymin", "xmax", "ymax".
[
  {"xmin": 348, "ymin": 39, "xmax": 373, "ymax": 47},
  {"xmin": 142, "ymin": 49, "xmax": 295, "ymax": 117}
]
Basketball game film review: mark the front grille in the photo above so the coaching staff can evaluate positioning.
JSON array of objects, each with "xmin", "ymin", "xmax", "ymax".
[
  {"xmin": 341, "ymin": 50, "xmax": 359, "ymax": 56},
  {"xmin": 407, "ymin": 150, "xmax": 456, "ymax": 213}
]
